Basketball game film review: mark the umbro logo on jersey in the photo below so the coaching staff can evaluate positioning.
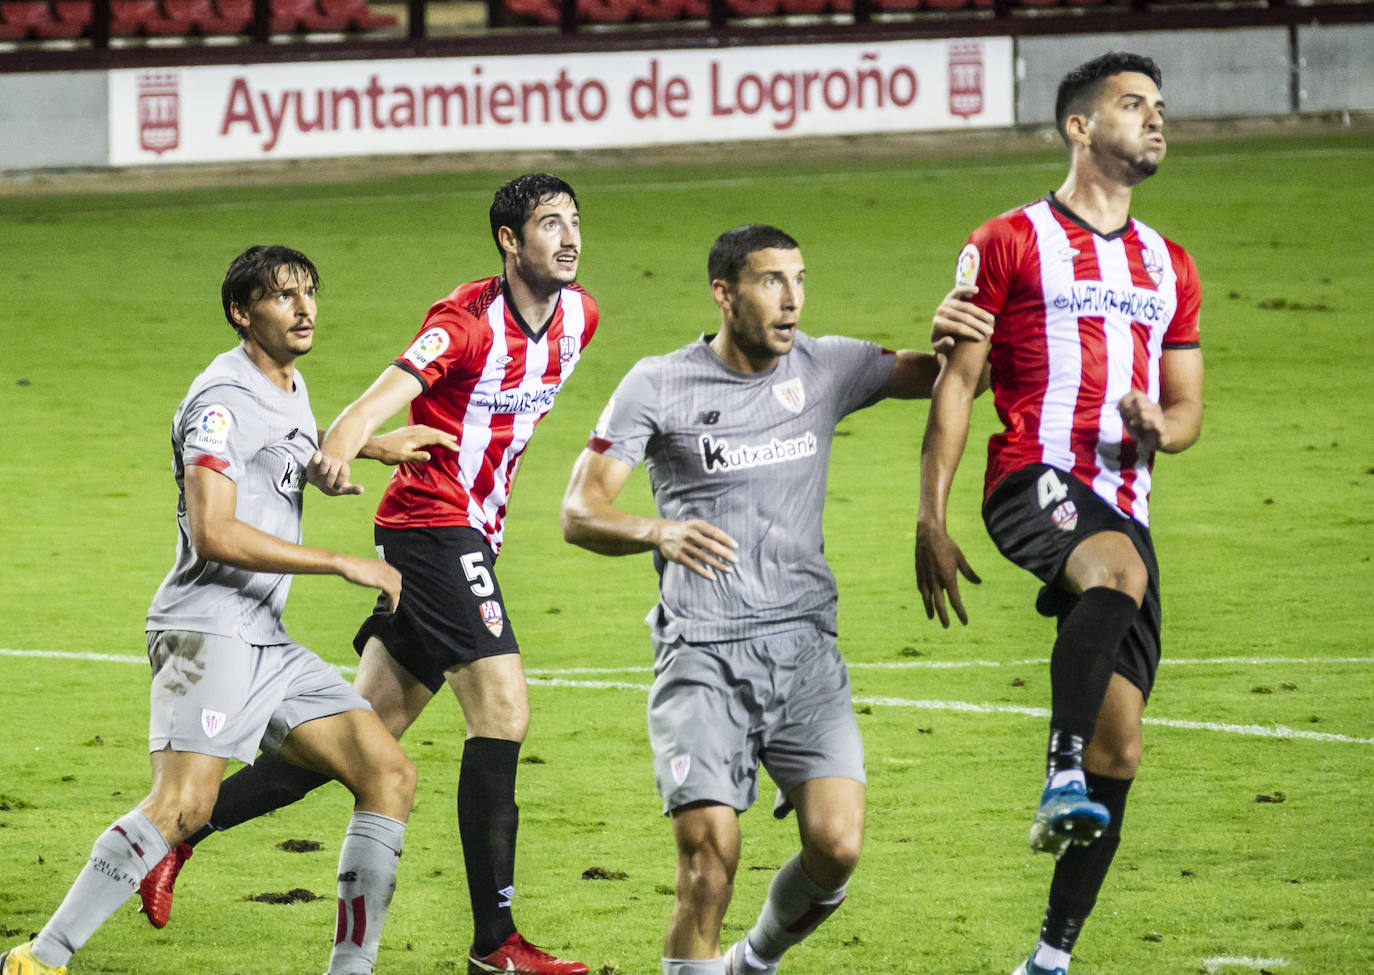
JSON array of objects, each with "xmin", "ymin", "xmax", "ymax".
[
  {"xmin": 1058, "ymin": 247, "xmax": 1081, "ymax": 262},
  {"xmin": 696, "ymin": 410, "xmax": 721, "ymax": 425},
  {"xmin": 495, "ymin": 355, "xmax": 513, "ymax": 365}
]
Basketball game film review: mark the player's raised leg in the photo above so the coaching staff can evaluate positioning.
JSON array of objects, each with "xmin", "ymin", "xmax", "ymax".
[
  {"xmin": 1032, "ymin": 531, "xmax": 1144, "ymax": 856},
  {"xmin": 726, "ymin": 777, "xmax": 862, "ymax": 975}
]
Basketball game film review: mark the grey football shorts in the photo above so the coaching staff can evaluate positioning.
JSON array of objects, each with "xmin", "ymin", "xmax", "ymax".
[
  {"xmin": 146, "ymin": 630, "xmax": 371, "ymax": 764},
  {"xmin": 647, "ymin": 627, "xmax": 865, "ymax": 815}
]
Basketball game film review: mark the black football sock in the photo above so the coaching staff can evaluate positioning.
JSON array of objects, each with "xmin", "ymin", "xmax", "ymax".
[
  {"xmin": 193, "ymin": 753, "xmax": 331, "ymax": 845},
  {"xmin": 458, "ymin": 736, "xmax": 521, "ymax": 956},
  {"xmin": 1046, "ymin": 586, "xmax": 1138, "ymax": 776},
  {"xmin": 1040, "ymin": 773, "xmax": 1133, "ymax": 951}
]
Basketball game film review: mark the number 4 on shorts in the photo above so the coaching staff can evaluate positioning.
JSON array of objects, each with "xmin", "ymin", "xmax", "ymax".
[{"xmin": 1037, "ymin": 469, "xmax": 1069, "ymax": 509}]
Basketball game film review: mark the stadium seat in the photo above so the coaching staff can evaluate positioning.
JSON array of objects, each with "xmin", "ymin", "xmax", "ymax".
[
  {"xmin": 578, "ymin": 0, "xmax": 634, "ymax": 19},
  {"xmin": 727, "ymin": 0, "xmax": 780, "ymax": 15},
  {"xmin": 50, "ymin": 0, "xmax": 93, "ymax": 34},
  {"xmin": 633, "ymin": 0, "xmax": 685, "ymax": 19},
  {"xmin": 0, "ymin": 1, "xmax": 52, "ymax": 38},
  {"xmin": 108, "ymin": 0, "xmax": 174, "ymax": 34},
  {"xmin": 211, "ymin": 0, "xmax": 252, "ymax": 30},
  {"xmin": 161, "ymin": 0, "xmax": 244, "ymax": 31},
  {"xmin": 501, "ymin": 0, "xmax": 558, "ymax": 23},
  {"xmin": 778, "ymin": 0, "xmax": 831, "ymax": 13},
  {"xmin": 870, "ymin": 0, "xmax": 921, "ymax": 10},
  {"xmin": 317, "ymin": 0, "xmax": 397, "ymax": 29}
]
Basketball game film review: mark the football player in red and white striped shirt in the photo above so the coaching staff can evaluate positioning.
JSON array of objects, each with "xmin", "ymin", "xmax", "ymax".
[
  {"xmin": 140, "ymin": 175, "xmax": 595, "ymax": 975},
  {"xmin": 915, "ymin": 54, "xmax": 1203, "ymax": 975}
]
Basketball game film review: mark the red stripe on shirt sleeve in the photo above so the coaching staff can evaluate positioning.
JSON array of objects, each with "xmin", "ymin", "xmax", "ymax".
[
  {"xmin": 187, "ymin": 453, "xmax": 230, "ymax": 473},
  {"xmin": 587, "ymin": 437, "xmax": 612, "ymax": 454}
]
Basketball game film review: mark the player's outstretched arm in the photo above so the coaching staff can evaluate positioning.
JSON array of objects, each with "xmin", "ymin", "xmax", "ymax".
[
  {"xmin": 561, "ymin": 449, "xmax": 738, "ymax": 580},
  {"xmin": 186, "ymin": 465, "xmax": 402, "ymax": 609},
  {"xmin": 312, "ymin": 365, "xmax": 426, "ymax": 496},
  {"xmin": 915, "ymin": 338, "xmax": 988, "ymax": 627},
  {"xmin": 1118, "ymin": 347, "xmax": 1203, "ymax": 454},
  {"xmin": 358, "ymin": 424, "xmax": 459, "ymax": 465}
]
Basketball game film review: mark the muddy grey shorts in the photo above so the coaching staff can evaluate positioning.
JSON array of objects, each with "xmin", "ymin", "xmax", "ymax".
[
  {"xmin": 146, "ymin": 630, "xmax": 371, "ymax": 764},
  {"xmin": 647, "ymin": 627, "xmax": 865, "ymax": 815}
]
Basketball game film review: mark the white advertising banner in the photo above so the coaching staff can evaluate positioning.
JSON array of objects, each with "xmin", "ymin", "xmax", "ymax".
[{"xmin": 108, "ymin": 38, "xmax": 1011, "ymax": 165}]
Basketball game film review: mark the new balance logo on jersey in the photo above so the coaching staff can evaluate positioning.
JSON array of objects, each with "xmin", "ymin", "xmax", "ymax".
[
  {"xmin": 696, "ymin": 410, "xmax": 721, "ymax": 425},
  {"xmin": 699, "ymin": 432, "xmax": 818, "ymax": 473},
  {"xmin": 1052, "ymin": 282, "xmax": 1171, "ymax": 324}
]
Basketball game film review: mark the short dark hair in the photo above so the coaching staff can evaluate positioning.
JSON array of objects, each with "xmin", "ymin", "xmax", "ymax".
[
  {"xmin": 1054, "ymin": 52, "xmax": 1163, "ymax": 146},
  {"xmin": 707, "ymin": 224, "xmax": 801, "ymax": 285},
  {"xmin": 221, "ymin": 245, "xmax": 319, "ymax": 336},
  {"xmin": 489, "ymin": 173, "xmax": 578, "ymax": 258}
]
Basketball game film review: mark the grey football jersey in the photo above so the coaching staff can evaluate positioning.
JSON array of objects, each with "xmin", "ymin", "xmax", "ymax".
[
  {"xmin": 146, "ymin": 347, "xmax": 318, "ymax": 644},
  {"xmin": 593, "ymin": 332, "xmax": 893, "ymax": 643}
]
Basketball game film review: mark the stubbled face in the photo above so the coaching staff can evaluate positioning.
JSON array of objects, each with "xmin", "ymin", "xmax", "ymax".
[
  {"xmin": 1086, "ymin": 71, "xmax": 1166, "ymax": 183},
  {"xmin": 233, "ymin": 265, "xmax": 316, "ymax": 364},
  {"xmin": 505, "ymin": 193, "xmax": 580, "ymax": 292},
  {"xmin": 718, "ymin": 247, "xmax": 805, "ymax": 367}
]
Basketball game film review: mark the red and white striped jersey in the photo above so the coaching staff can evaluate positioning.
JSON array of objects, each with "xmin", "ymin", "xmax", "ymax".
[
  {"xmin": 375, "ymin": 275, "xmax": 598, "ymax": 552},
  {"xmin": 961, "ymin": 194, "xmax": 1200, "ymax": 526}
]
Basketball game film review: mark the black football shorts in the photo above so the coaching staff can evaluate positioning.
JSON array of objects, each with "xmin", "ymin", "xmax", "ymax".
[
  {"xmin": 982, "ymin": 464, "xmax": 1162, "ymax": 701},
  {"xmin": 355, "ymin": 525, "xmax": 519, "ymax": 693}
]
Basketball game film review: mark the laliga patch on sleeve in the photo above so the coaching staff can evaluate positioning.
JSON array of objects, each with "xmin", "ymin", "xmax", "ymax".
[
  {"xmin": 187, "ymin": 404, "xmax": 233, "ymax": 453},
  {"xmin": 955, "ymin": 243, "xmax": 980, "ymax": 289},
  {"xmin": 403, "ymin": 326, "xmax": 451, "ymax": 369}
]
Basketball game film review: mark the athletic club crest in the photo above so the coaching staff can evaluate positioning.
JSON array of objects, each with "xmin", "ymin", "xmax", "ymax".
[
  {"xmin": 201, "ymin": 708, "xmax": 226, "ymax": 738},
  {"xmin": 772, "ymin": 378, "xmax": 805, "ymax": 414},
  {"xmin": 479, "ymin": 599, "xmax": 505, "ymax": 638},
  {"xmin": 558, "ymin": 335, "xmax": 578, "ymax": 363},
  {"xmin": 670, "ymin": 754, "xmax": 691, "ymax": 785},
  {"xmin": 1051, "ymin": 501, "xmax": 1079, "ymax": 532},
  {"xmin": 947, "ymin": 41, "xmax": 984, "ymax": 120},
  {"xmin": 138, "ymin": 72, "xmax": 179, "ymax": 156},
  {"xmin": 1141, "ymin": 249, "xmax": 1166, "ymax": 287}
]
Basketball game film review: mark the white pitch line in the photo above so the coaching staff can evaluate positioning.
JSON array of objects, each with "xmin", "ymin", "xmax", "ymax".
[
  {"xmin": 5, "ymin": 648, "xmax": 1372, "ymax": 743},
  {"xmin": 1202, "ymin": 956, "xmax": 1289, "ymax": 974}
]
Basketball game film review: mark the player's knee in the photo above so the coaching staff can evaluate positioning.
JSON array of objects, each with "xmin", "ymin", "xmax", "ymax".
[
  {"xmin": 144, "ymin": 788, "xmax": 215, "ymax": 844},
  {"xmin": 679, "ymin": 851, "xmax": 734, "ymax": 910},
  {"xmin": 354, "ymin": 747, "xmax": 417, "ymax": 812},
  {"xmin": 803, "ymin": 825, "xmax": 863, "ymax": 880},
  {"xmin": 1087, "ymin": 737, "xmax": 1141, "ymax": 779}
]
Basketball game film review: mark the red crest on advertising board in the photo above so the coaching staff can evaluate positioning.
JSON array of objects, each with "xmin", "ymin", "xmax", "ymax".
[
  {"xmin": 138, "ymin": 72, "xmax": 179, "ymax": 155},
  {"xmin": 947, "ymin": 41, "xmax": 984, "ymax": 120}
]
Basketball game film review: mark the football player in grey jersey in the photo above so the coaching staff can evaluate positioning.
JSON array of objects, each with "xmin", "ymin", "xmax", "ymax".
[
  {"xmin": 2, "ymin": 246, "xmax": 453, "ymax": 975},
  {"xmin": 560, "ymin": 225, "xmax": 992, "ymax": 975}
]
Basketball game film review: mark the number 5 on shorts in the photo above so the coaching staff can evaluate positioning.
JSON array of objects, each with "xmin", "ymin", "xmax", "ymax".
[{"xmin": 460, "ymin": 552, "xmax": 494, "ymax": 597}]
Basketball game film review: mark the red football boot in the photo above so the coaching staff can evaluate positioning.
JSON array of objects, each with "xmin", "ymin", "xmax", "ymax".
[
  {"xmin": 138, "ymin": 843, "xmax": 193, "ymax": 928},
  {"xmin": 467, "ymin": 933, "xmax": 589, "ymax": 975}
]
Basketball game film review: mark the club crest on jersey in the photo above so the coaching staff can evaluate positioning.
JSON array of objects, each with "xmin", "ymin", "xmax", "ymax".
[
  {"xmin": 558, "ymin": 335, "xmax": 578, "ymax": 363},
  {"xmin": 1051, "ymin": 501, "xmax": 1079, "ymax": 532},
  {"xmin": 772, "ymin": 378, "xmax": 805, "ymax": 414},
  {"xmin": 955, "ymin": 243, "xmax": 980, "ymax": 288},
  {"xmin": 670, "ymin": 754, "xmax": 691, "ymax": 785},
  {"xmin": 187, "ymin": 404, "xmax": 232, "ymax": 453},
  {"xmin": 479, "ymin": 599, "xmax": 505, "ymax": 638},
  {"xmin": 403, "ymin": 327, "xmax": 450, "ymax": 369},
  {"xmin": 1141, "ymin": 249, "xmax": 1166, "ymax": 287},
  {"xmin": 201, "ymin": 708, "xmax": 226, "ymax": 738}
]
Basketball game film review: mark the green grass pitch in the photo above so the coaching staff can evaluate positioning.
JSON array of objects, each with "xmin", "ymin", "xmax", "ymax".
[{"xmin": 0, "ymin": 131, "xmax": 1371, "ymax": 974}]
